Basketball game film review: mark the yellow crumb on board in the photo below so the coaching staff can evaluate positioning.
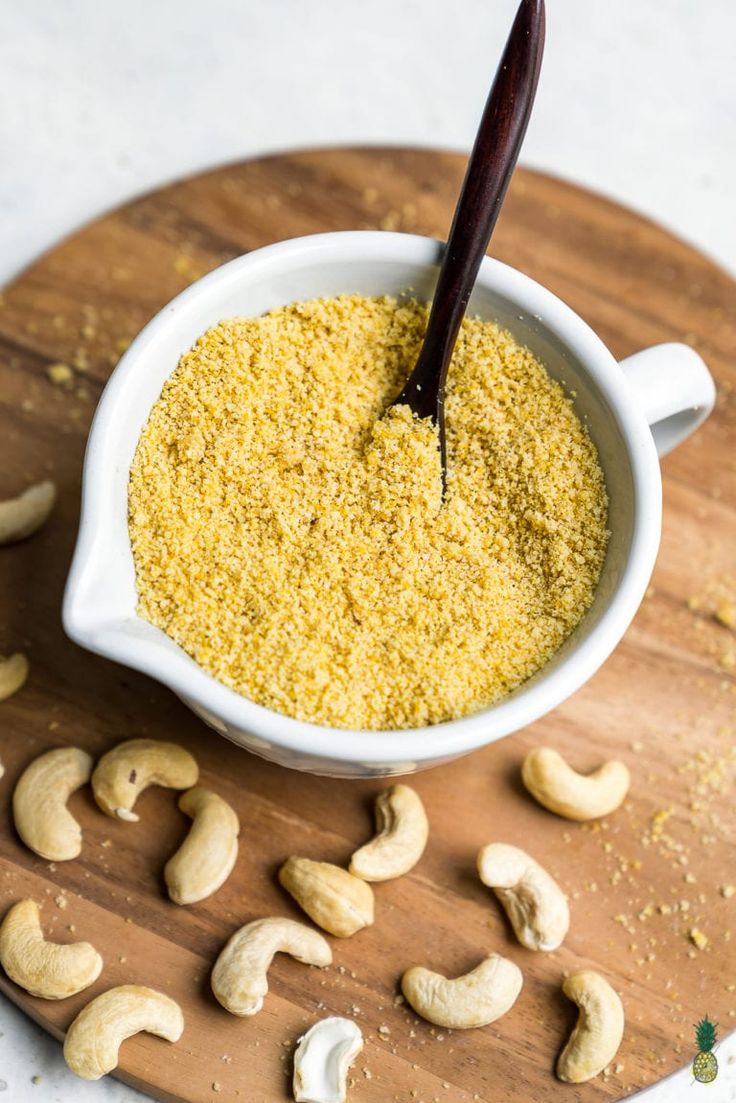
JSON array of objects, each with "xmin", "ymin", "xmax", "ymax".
[
  {"xmin": 688, "ymin": 927, "xmax": 709, "ymax": 950},
  {"xmin": 716, "ymin": 601, "xmax": 736, "ymax": 629},
  {"xmin": 46, "ymin": 362, "xmax": 73, "ymax": 385}
]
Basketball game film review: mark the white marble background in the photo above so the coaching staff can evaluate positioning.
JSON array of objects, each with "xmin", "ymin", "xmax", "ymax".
[{"xmin": 1, "ymin": 1, "xmax": 734, "ymax": 1100}]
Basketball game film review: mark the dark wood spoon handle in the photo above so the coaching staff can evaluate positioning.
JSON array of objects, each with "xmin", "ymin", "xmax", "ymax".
[{"xmin": 396, "ymin": 0, "xmax": 545, "ymax": 427}]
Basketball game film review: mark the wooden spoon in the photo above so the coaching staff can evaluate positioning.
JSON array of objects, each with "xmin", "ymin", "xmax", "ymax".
[{"xmin": 391, "ymin": 0, "xmax": 546, "ymax": 489}]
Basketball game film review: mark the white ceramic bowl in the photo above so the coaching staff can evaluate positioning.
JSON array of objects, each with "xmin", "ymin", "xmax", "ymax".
[{"xmin": 63, "ymin": 232, "xmax": 715, "ymax": 777}]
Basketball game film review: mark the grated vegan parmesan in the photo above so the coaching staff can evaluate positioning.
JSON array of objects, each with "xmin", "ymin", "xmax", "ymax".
[{"xmin": 129, "ymin": 295, "xmax": 608, "ymax": 730}]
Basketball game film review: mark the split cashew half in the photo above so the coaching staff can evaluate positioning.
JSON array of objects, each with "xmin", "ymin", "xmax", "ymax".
[
  {"xmin": 401, "ymin": 953, "xmax": 522, "ymax": 1029},
  {"xmin": 349, "ymin": 784, "xmax": 429, "ymax": 882},
  {"xmin": 0, "ymin": 480, "xmax": 56, "ymax": 545},
  {"xmin": 211, "ymin": 917, "xmax": 332, "ymax": 1016},
  {"xmin": 91, "ymin": 739, "xmax": 198, "ymax": 821},
  {"xmin": 0, "ymin": 899, "xmax": 102, "ymax": 999},
  {"xmin": 522, "ymin": 747, "xmax": 630, "ymax": 821},
  {"xmin": 63, "ymin": 985, "xmax": 184, "ymax": 1080},
  {"xmin": 279, "ymin": 858, "xmax": 374, "ymax": 938},
  {"xmin": 556, "ymin": 970, "xmax": 625, "ymax": 1083},
  {"xmin": 0, "ymin": 652, "xmax": 29, "ymax": 702},
  {"xmin": 293, "ymin": 1016, "xmax": 363, "ymax": 1103},
  {"xmin": 164, "ymin": 787, "xmax": 239, "ymax": 905},
  {"xmin": 13, "ymin": 747, "xmax": 93, "ymax": 861},
  {"xmin": 477, "ymin": 842, "xmax": 569, "ymax": 952}
]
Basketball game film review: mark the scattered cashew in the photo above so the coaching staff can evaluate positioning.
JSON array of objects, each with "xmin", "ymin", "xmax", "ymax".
[
  {"xmin": 349, "ymin": 784, "xmax": 428, "ymax": 882},
  {"xmin": 0, "ymin": 652, "xmax": 29, "ymax": 702},
  {"xmin": 0, "ymin": 899, "xmax": 102, "ymax": 999},
  {"xmin": 211, "ymin": 917, "xmax": 332, "ymax": 1016},
  {"xmin": 293, "ymin": 1016, "xmax": 363, "ymax": 1103},
  {"xmin": 63, "ymin": 985, "xmax": 184, "ymax": 1080},
  {"xmin": 477, "ymin": 842, "xmax": 569, "ymax": 951},
  {"xmin": 556, "ymin": 970, "xmax": 624, "ymax": 1083},
  {"xmin": 522, "ymin": 747, "xmax": 630, "ymax": 821},
  {"xmin": 91, "ymin": 739, "xmax": 198, "ymax": 821},
  {"xmin": 401, "ymin": 953, "xmax": 522, "ymax": 1029},
  {"xmin": 13, "ymin": 747, "xmax": 93, "ymax": 861},
  {"xmin": 279, "ymin": 858, "xmax": 374, "ymax": 938},
  {"xmin": 0, "ymin": 480, "xmax": 56, "ymax": 545},
  {"xmin": 164, "ymin": 787, "xmax": 239, "ymax": 904}
]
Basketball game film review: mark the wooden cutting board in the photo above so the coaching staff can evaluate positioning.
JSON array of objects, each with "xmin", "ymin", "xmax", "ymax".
[{"xmin": 0, "ymin": 148, "xmax": 735, "ymax": 1103}]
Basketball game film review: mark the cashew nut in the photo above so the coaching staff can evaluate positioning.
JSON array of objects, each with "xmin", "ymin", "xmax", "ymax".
[
  {"xmin": 556, "ymin": 970, "xmax": 624, "ymax": 1083},
  {"xmin": 63, "ymin": 985, "xmax": 184, "ymax": 1080},
  {"xmin": 13, "ymin": 747, "xmax": 93, "ymax": 861},
  {"xmin": 349, "ymin": 784, "xmax": 428, "ymax": 882},
  {"xmin": 279, "ymin": 858, "xmax": 374, "ymax": 938},
  {"xmin": 293, "ymin": 1016, "xmax": 363, "ymax": 1103},
  {"xmin": 0, "ymin": 480, "xmax": 56, "ymax": 545},
  {"xmin": 91, "ymin": 739, "xmax": 198, "ymax": 821},
  {"xmin": 401, "ymin": 953, "xmax": 522, "ymax": 1029},
  {"xmin": 522, "ymin": 747, "xmax": 630, "ymax": 821},
  {"xmin": 0, "ymin": 899, "xmax": 102, "ymax": 999},
  {"xmin": 211, "ymin": 917, "xmax": 332, "ymax": 1016},
  {"xmin": 164, "ymin": 787, "xmax": 239, "ymax": 904},
  {"xmin": 477, "ymin": 842, "xmax": 569, "ymax": 951},
  {"xmin": 0, "ymin": 652, "xmax": 29, "ymax": 702}
]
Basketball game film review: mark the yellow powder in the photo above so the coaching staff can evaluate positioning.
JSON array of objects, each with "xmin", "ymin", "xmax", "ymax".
[
  {"xmin": 129, "ymin": 295, "xmax": 608, "ymax": 729},
  {"xmin": 47, "ymin": 362, "xmax": 74, "ymax": 385},
  {"xmin": 716, "ymin": 601, "xmax": 736, "ymax": 629}
]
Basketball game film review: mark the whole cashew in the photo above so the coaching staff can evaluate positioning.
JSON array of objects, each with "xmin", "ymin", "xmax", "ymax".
[
  {"xmin": 91, "ymin": 739, "xmax": 198, "ymax": 821},
  {"xmin": 293, "ymin": 1016, "xmax": 363, "ymax": 1103},
  {"xmin": 0, "ymin": 480, "xmax": 55, "ymax": 545},
  {"xmin": 211, "ymin": 917, "xmax": 332, "ymax": 1016},
  {"xmin": 349, "ymin": 784, "xmax": 428, "ymax": 882},
  {"xmin": 63, "ymin": 985, "xmax": 184, "ymax": 1080},
  {"xmin": 477, "ymin": 842, "xmax": 569, "ymax": 952},
  {"xmin": 522, "ymin": 747, "xmax": 630, "ymax": 821},
  {"xmin": 279, "ymin": 858, "xmax": 374, "ymax": 938},
  {"xmin": 13, "ymin": 747, "xmax": 93, "ymax": 861},
  {"xmin": 0, "ymin": 652, "xmax": 29, "ymax": 702},
  {"xmin": 401, "ymin": 953, "xmax": 522, "ymax": 1029},
  {"xmin": 164, "ymin": 787, "xmax": 239, "ymax": 905},
  {"xmin": 0, "ymin": 899, "xmax": 102, "ymax": 999},
  {"xmin": 556, "ymin": 970, "xmax": 625, "ymax": 1083}
]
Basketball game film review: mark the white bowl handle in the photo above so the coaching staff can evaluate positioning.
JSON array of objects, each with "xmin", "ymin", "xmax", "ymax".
[{"xmin": 619, "ymin": 342, "xmax": 716, "ymax": 457}]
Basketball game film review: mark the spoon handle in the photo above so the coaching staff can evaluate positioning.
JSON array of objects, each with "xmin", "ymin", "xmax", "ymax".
[{"xmin": 397, "ymin": 0, "xmax": 545, "ymax": 425}]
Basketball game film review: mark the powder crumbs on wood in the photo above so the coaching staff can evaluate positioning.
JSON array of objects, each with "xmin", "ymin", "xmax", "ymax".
[{"xmin": 129, "ymin": 295, "xmax": 608, "ymax": 729}]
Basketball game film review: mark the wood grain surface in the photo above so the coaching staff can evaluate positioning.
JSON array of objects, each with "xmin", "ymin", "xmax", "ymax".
[{"xmin": 0, "ymin": 148, "xmax": 735, "ymax": 1103}]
